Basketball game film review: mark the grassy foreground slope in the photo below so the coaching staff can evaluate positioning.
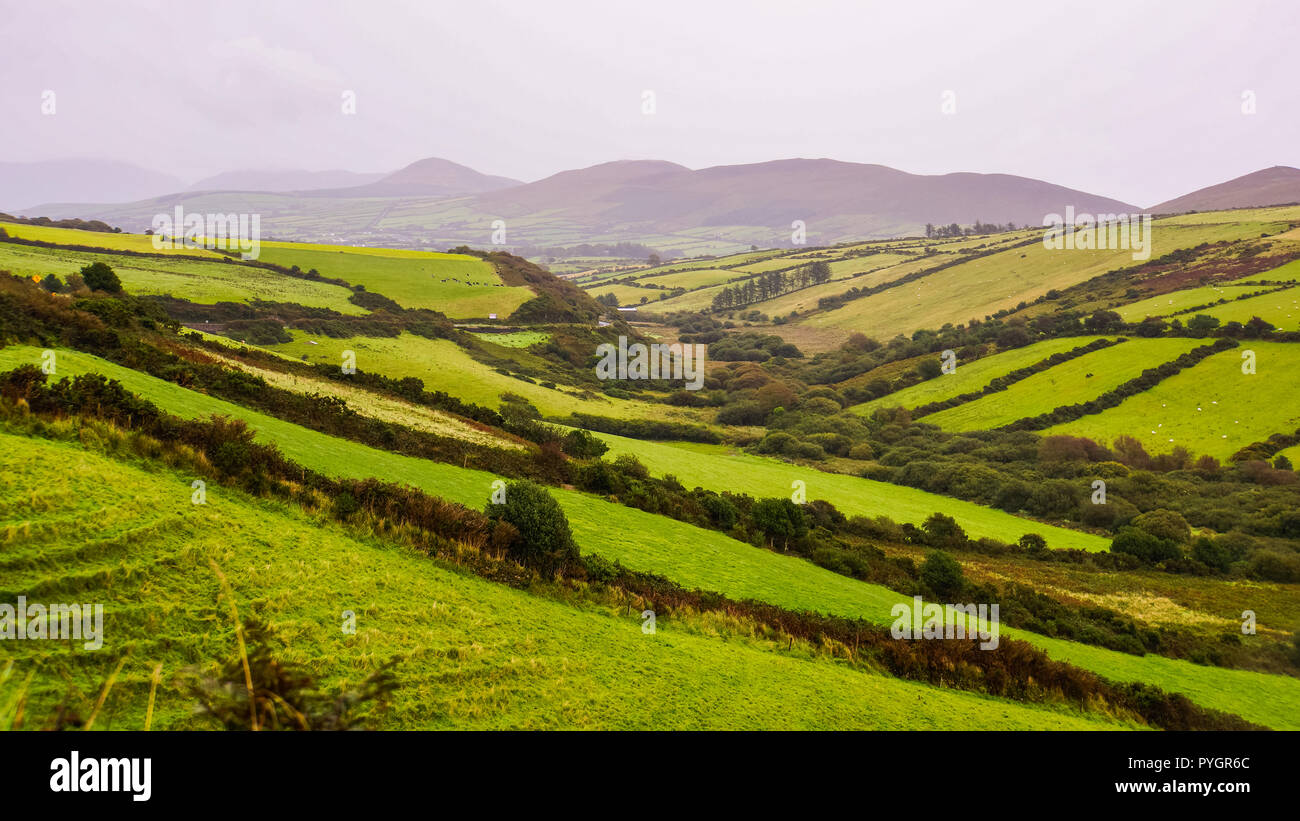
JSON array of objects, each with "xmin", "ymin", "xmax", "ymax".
[
  {"xmin": 3, "ymin": 433, "xmax": 1125, "ymax": 730},
  {"xmin": 4, "ymin": 347, "xmax": 1297, "ymax": 726}
]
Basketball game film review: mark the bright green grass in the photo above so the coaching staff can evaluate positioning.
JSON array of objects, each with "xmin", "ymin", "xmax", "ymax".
[
  {"xmin": 1196, "ymin": 288, "xmax": 1300, "ymax": 331},
  {"xmin": 254, "ymin": 242, "xmax": 533, "ymax": 318},
  {"xmin": 1116, "ymin": 286, "xmax": 1271, "ymax": 321},
  {"xmin": 924, "ymin": 339, "xmax": 1204, "ymax": 431},
  {"xmin": 3, "ymin": 346, "xmax": 1296, "ymax": 727},
  {"xmin": 0, "ymin": 221, "xmax": 226, "ymax": 256},
  {"xmin": 468, "ymin": 330, "xmax": 550, "ymax": 348},
  {"xmin": 3, "ymin": 433, "xmax": 1131, "ymax": 730},
  {"xmin": 0, "ymin": 242, "xmax": 366, "ymax": 314},
  {"xmin": 1160, "ymin": 206, "xmax": 1300, "ymax": 225},
  {"xmin": 849, "ymin": 337, "xmax": 1105, "ymax": 416},
  {"xmin": 587, "ymin": 283, "xmax": 662, "ymax": 306},
  {"xmin": 634, "ymin": 268, "xmax": 739, "ymax": 290},
  {"xmin": 1275, "ymin": 443, "xmax": 1300, "ymax": 465},
  {"xmin": 259, "ymin": 331, "xmax": 692, "ymax": 421},
  {"xmin": 635, "ymin": 251, "xmax": 781, "ymax": 277},
  {"xmin": 797, "ymin": 222, "xmax": 1288, "ymax": 340},
  {"xmin": 588, "ymin": 429, "xmax": 1108, "ymax": 552},
  {"xmin": 1239, "ymin": 258, "xmax": 1300, "ymax": 283},
  {"xmin": 1046, "ymin": 342, "xmax": 1300, "ymax": 460}
]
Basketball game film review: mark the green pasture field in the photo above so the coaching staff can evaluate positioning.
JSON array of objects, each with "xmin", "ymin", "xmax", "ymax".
[
  {"xmin": 1045, "ymin": 341, "xmax": 1300, "ymax": 460},
  {"xmin": 588, "ymin": 429, "xmax": 1108, "ymax": 552},
  {"xmin": 634, "ymin": 268, "xmax": 739, "ymax": 290},
  {"xmin": 1239, "ymin": 258, "xmax": 1300, "ymax": 283},
  {"xmin": 587, "ymin": 283, "xmax": 663, "ymax": 306},
  {"xmin": 923, "ymin": 339, "xmax": 1204, "ymax": 431},
  {"xmin": 257, "ymin": 331, "xmax": 697, "ymax": 421},
  {"xmin": 254, "ymin": 241, "xmax": 533, "ymax": 318},
  {"xmin": 200, "ymin": 348, "xmax": 522, "ymax": 449},
  {"xmin": 849, "ymin": 337, "xmax": 1108, "ymax": 416},
  {"xmin": 1195, "ymin": 288, "xmax": 1300, "ymax": 331},
  {"xmin": 0, "ymin": 242, "xmax": 367, "ymax": 314},
  {"xmin": 2, "ymin": 346, "xmax": 1296, "ymax": 727},
  {"xmin": 0, "ymin": 221, "xmax": 226, "ymax": 256},
  {"xmin": 1116, "ymin": 285, "xmax": 1270, "ymax": 321},
  {"xmin": 795, "ymin": 221, "xmax": 1291, "ymax": 341},
  {"xmin": 467, "ymin": 330, "xmax": 550, "ymax": 348}
]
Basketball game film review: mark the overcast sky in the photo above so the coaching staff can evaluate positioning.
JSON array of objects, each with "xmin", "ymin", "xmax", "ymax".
[{"xmin": 0, "ymin": 0, "xmax": 1295, "ymax": 205}]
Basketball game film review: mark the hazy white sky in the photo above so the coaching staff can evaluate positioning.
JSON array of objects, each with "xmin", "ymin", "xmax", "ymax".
[{"xmin": 0, "ymin": 0, "xmax": 1295, "ymax": 204}]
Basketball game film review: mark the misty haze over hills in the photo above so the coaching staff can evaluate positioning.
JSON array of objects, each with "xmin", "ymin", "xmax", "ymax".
[
  {"xmin": 187, "ymin": 168, "xmax": 387, "ymax": 193},
  {"xmin": 6, "ymin": 155, "xmax": 1299, "ymax": 254}
]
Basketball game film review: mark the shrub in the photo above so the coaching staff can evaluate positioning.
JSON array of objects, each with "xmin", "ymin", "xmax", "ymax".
[
  {"xmin": 1191, "ymin": 537, "xmax": 1232, "ymax": 572},
  {"xmin": 1249, "ymin": 550, "xmax": 1300, "ymax": 583},
  {"xmin": 484, "ymin": 480, "xmax": 579, "ymax": 573},
  {"xmin": 1111, "ymin": 526, "xmax": 1182, "ymax": 563},
  {"xmin": 920, "ymin": 550, "xmax": 965, "ymax": 598},
  {"xmin": 612, "ymin": 453, "xmax": 649, "ymax": 479},
  {"xmin": 1132, "ymin": 509, "xmax": 1192, "ymax": 544},
  {"xmin": 847, "ymin": 442, "xmax": 876, "ymax": 461},
  {"xmin": 716, "ymin": 400, "xmax": 766, "ymax": 425},
  {"xmin": 80, "ymin": 261, "xmax": 122, "ymax": 293}
]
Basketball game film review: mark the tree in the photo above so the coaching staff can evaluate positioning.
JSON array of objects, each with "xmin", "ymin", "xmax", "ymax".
[
  {"xmin": 808, "ymin": 260, "xmax": 832, "ymax": 285},
  {"xmin": 922, "ymin": 513, "xmax": 966, "ymax": 548},
  {"xmin": 1017, "ymin": 533, "xmax": 1047, "ymax": 551},
  {"xmin": 80, "ymin": 261, "xmax": 121, "ymax": 293},
  {"xmin": 997, "ymin": 325, "xmax": 1030, "ymax": 347},
  {"xmin": 1275, "ymin": 453, "xmax": 1295, "ymax": 471},
  {"xmin": 915, "ymin": 358, "xmax": 942, "ymax": 380},
  {"xmin": 920, "ymin": 550, "xmax": 964, "ymax": 598},
  {"xmin": 1186, "ymin": 314, "xmax": 1220, "ymax": 337},
  {"xmin": 40, "ymin": 274, "xmax": 65, "ymax": 293},
  {"xmin": 1191, "ymin": 536, "xmax": 1232, "ymax": 571},
  {"xmin": 750, "ymin": 498, "xmax": 807, "ymax": 550},
  {"xmin": 1084, "ymin": 309, "xmax": 1124, "ymax": 333},
  {"xmin": 561, "ymin": 428, "xmax": 608, "ymax": 459},
  {"xmin": 484, "ymin": 480, "xmax": 579, "ymax": 572}
]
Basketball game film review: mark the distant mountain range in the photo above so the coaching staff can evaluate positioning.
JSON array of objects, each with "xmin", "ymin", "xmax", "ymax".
[
  {"xmin": 1151, "ymin": 166, "xmax": 1300, "ymax": 214},
  {"xmin": 312, "ymin": 157, "xmax": 522, "ymax": 198},
  {"xmin": 7, "ymin": 156, "xmax": 1298, "ymax": 254},
  {"xmin": 474, "ymin": 158, "xmax": 1139, "ymax": 234}
]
